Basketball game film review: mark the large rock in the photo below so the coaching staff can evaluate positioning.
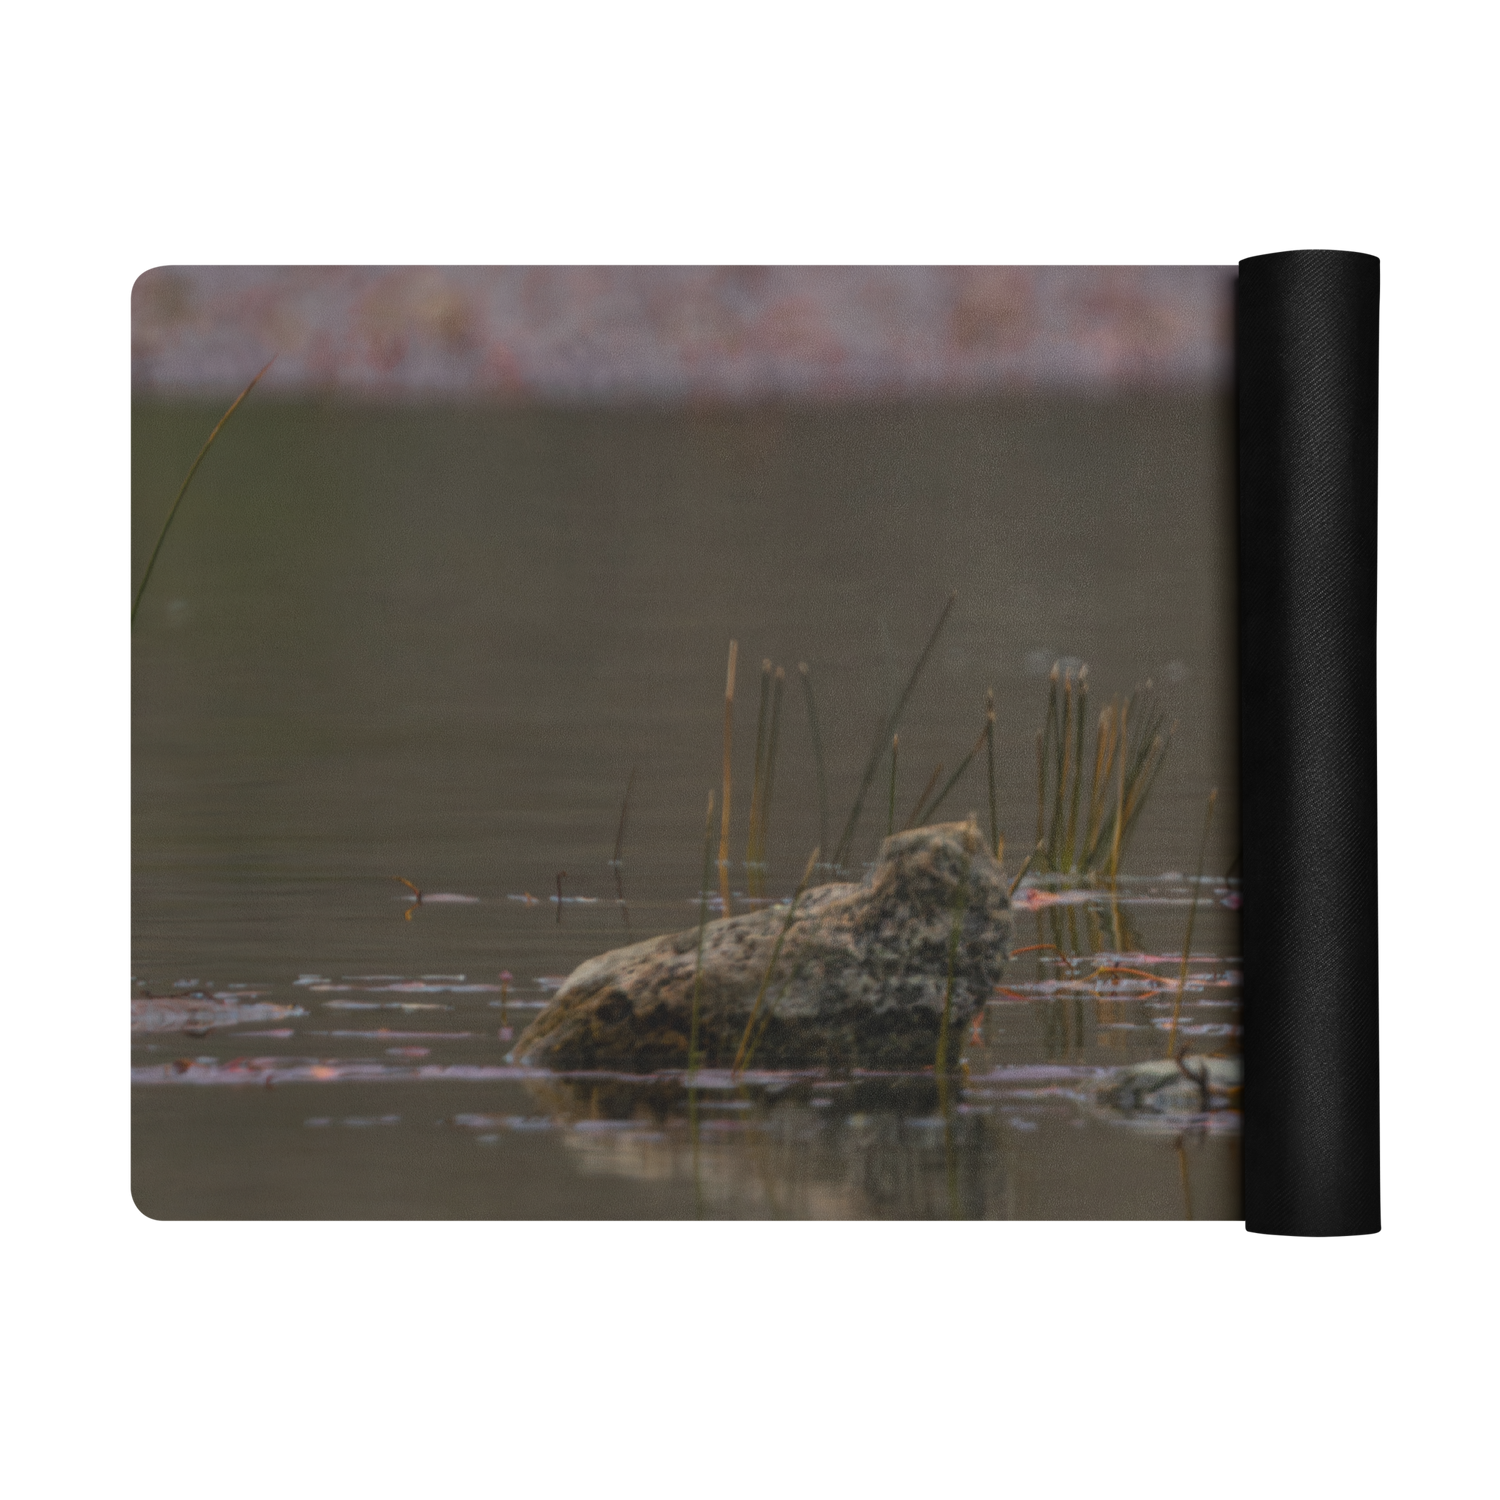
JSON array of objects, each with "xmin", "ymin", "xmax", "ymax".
[{"xmin": 511, "ymin": 820, "xmax": 1010, "ymax": 1073}]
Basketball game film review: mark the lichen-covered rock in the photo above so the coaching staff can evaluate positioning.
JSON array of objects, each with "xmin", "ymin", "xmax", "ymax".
[{"xmin": 511, "ymin": 820, "xmax": 1010, "ymax": 1073}]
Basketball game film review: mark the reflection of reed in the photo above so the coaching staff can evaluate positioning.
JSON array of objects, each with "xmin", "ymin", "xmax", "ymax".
[{"xmin": 1165, "ymin": 788, "xmax": 1217, "ymax": 1058}]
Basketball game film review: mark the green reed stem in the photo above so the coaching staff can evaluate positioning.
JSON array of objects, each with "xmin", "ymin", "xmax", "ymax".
[
  {"xmin": 611, "ymin": 765, "xmax": 637, "ymax": 928},
  {"xmin": 132, "ymin": 356, "xmax": 275, "ymax": 625},
  {"xmin": 797, "ymin": 663, "xmax": 830, "ymax": 870},
  {"xmin": 1063, "ymin": 668, "xmax": 1088, "ymax": 869},
  {"xmin": 758, "ymin": 667, "xmax": 785, "ymax": 880},
  {"xmin": 985, "ymin": 691, "xmax": 999, "ymax": 859},
  {"xmin": 905, "ymin": 763, "xmax": 944, "ymax": 830},
  {"xmin": 732, "ymin": 847, "xmax": 819, "ymax": 1077},
  {"xmin": 689, "ymin": 790, "xmax": 716, "ymax": 1075},
  {"xmin": 832, "ymin": 592, "xmax": 955, "ymax": 871},
  {"xmin": 887, "ymin": 734, "xmax": 899, "ymax": 838},
  {"xmin": 923, "ymin": 717, "xmax": 989, "ymax": 824},
  {"xmin": 746, "ymin": 660, "xmax": 772, "ymax": 886},
  {"xmin": 1008, "ymin": 841, "xmax": 1042, "ymax": 900},
  {"xmin": 719, "ymin": 641, "xmax": 737, "ymax": 917}
]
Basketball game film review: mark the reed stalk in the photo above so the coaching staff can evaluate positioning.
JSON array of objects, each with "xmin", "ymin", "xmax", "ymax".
[
  {"xmin": 745, "ymin": 660, "xmax": 772, "ymax": 894},
  {"xmin": 132, "ymin": 357, "xmax": 276, "ymax": 625},
  {"xmin": 758, "ymin": 667, "xmax": 786, "ymax": 883},
  {"xmin": 1063, "ymin": 668, "xmax": 1088, "ymax": 867},
  {"xmin": 611, "ymin": 765, "xmax": 637, "ymax": 928},
  {"xmin": 1048, "ymin": 668, "xmax": 1071, "ymax": 870},
  {"xmin": 905, "ymin": 763, "xmax": 944, "ymax": 830},
  {"xmin": 1035, "ymin": 729, "xmax": 1046, "ymax": 850},
  {"xmin": 689, "ymin": 791, "xmax": 716, "ymax": 1075},
  {"xmin": 922, "ymin": 717, "xmax": 989, "ymax": 824},
  {"xmin": 1008, "ymin": 842, "xmax": 1042, "ymax": 899},
  {"xmin": 985, "ymin": 690, "xmax": 999, "ymax": 859},
  {"xmin": 1109, "ymin": 699, "xmax": 1127, "ymax": 881},
  {"xmin": 887, "ymin": 734, "xmax": 899, "ymax": 838},
  {"xmin": 797, "ymin": 664, "xmax": 830, "ymax": 869},
  {"xmin": 934, "ymin": 848, "xmax": 972, "ymax": 1076},
  {"xmin": 831, "ymin": 592, "xmax": 955, "ymax": 871},
  {"xmin": 555, "ymin": 871, "xmax": 566, "ymax": 924},
  {"xmin": 719, "ymin": 641, "xmax": 738, "ymax": 916},
  {"xmin": 731, "ymin": 847, "xmax": 820, "ymax": 1076},
  {"xmin": 1165, "ymin": 789, "xmax": 1217, "ymax": 1059}
]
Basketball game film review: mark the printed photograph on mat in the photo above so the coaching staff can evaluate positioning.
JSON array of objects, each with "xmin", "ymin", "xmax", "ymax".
[{"xmin": 132, "ymin": 267, "xmax": 1241, "ymax": 1219}]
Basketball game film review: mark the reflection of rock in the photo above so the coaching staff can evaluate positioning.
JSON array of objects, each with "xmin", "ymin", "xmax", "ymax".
[
  {"xmin": 1095, "ymin": 1056, "xmax": 1242, "ymax": 1116},
  {"xmin": 512, "ymin": 821, "xmax": 1010, "ymax": 1072},
  {"xmin": 530, "ymin": 1075, "xmax": 986, "ymax": 1219},
  {"xmin": 130, "ymin": 997, "xmax": 304, "ymax": 1034}
]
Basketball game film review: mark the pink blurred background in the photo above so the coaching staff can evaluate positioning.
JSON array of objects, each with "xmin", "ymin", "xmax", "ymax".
[{"xmin": 132, "ymin": 266, "xmax": 1232, "ymax": 403}]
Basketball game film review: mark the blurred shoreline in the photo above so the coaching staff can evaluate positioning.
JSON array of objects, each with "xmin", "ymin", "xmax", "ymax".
[{"xmin": 133, "ymin": 265, "xmax": 1234, "ymax": 405}]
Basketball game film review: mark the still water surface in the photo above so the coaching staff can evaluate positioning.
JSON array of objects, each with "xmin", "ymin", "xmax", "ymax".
[{"xmin": 132, "ymin": 395, "xmax": 1240, "ymax": 1218}]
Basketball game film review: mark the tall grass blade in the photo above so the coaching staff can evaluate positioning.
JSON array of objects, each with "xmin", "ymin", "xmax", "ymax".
[
  {"xmin": 797, "ymin": 664, "xmax": 830, "ymax": 869},
  {"xmin": 746, "ymin": 660, "xmax": 772, "ymax": 892},
  {"xmin": 732, "ymin": 847, "xmax": 819, "ymax": 1076},
  {"xmin": 758, "ymin": 667, "xmax": 786, "ymax": 880},
  {"xmin": 719, "ymin": 641, "xmax": 738, "ymax": 916},
  {"xmin": 985, "ymin": 690, "xmax": 999, "ymax": 859},
  {"xmin": 1109, "ymin": 699, "xmax": 1128, "ymax": 881},
  {"xmin": 1035, "ymin": 728, "xmax": 1046, "ymax": 854},
  {"xmin": 132, "ymin": 356, "xmax": 276, "ymax": 625},
  {"xmin": 832, "ymin": 591, "xmax": 955, "ymax": 871},
  {"xmin": 887, "ymin": 734, "xmax": 899, "ymax": 838},
  {"xmin": 689, "ymin": 791, "xmax": 716, "ymax": 1075},
  {"xmin": 1008, "ymin": 842, "xmax": 1042, "ymax": 899},
  {"xmin": 611, "ymin": 765, "xmax": 637, "ymax": 928},
  {"xmin": 1063, "ymin": 667, "xmax": 1088, "ymax": 868},
  {"xmin": 924, "ymin": 718, "xmax": 989, "ymax": 824},
  {"xmin": 1048, "ymin": 667, "xmax": 1071, "ymax": 869},
  {"xmin": 905, "ymin": 763, "xmax": 944, "ymax": 830}
]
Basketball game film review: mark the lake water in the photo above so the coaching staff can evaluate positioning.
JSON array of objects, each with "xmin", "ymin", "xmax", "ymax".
[{"xmin": 132, "ymin": 393, "xmax": 1241, "ymax": 1218}]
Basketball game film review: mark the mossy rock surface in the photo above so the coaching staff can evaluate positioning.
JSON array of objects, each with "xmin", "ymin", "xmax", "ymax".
[{"xmin": 512, "ymin": 820, "xmax": 1010, "ymax": 1073}]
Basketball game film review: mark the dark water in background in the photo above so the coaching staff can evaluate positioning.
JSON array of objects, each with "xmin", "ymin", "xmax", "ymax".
[{"xmin": 131, "ymin": 394, "xmax": 1241, "ymax": 1218}]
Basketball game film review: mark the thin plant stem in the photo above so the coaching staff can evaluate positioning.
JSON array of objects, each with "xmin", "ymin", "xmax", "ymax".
[
  {"xmin": 832, "ymin": 591, "xmax": 955, "ymax": 871},
  {"xmin": 905, "ymin": 763, "xmax": 943, "ymax": 830},
  {"xmin": 611, "ymin": 765, "xmax": 637, "ymax": 928},
  {"xmin": 132, "ymin": 356, "xmax": 275, "ymax": 625},
  {"xmin": 1008, "ymin": 842, "xmax": 1043, "ymax": 900},
  {"xmin": 689, "ymin": 790, "xmax": 716, "ymax": 1075},
  {"xmin": 732, "ymin": 847, "xmax": 819, "ymax": 1076},
  {"xmin": 1035, "ymin": 729, "xmax": 1046, "ymax": 853},
  {"xmin": 985, "ymin": 690, "xmax": 999, "ymax": 859},
  {"xmin": 1063, "ymin": 667, "xmax": 1088, "ymax": 868},
  {"xmin": 719, "ymin": 641, "xmax": 737, "ymax": 917},
  {"xmin": 1165, "ymin": 789, "xmax": 1217, "ymax": 1059},
  {"xmin": 887, "ymin": 734, "xmax": 899, "ymax": 838},
  {"xmin": 797, "ymin": 664, "xmax": 830, "ymax": 871},
  {"xmin": 1109, "ymin": 699, "xmax": 1128, "ymax": 882},
  {"xmin": 759, "ymin": 666, "xmax": 786, "ymax": 883},
  {"xmin": 746, "ymin": 660, "xmax": 772, "ymax": 893},
  {"xmin": 923, "ymin": 718, "xmax": 989, "ymax": 824},
  {"xmin": 1048, "ymin": 668, "xmax": 1071, "ymax": 870}
]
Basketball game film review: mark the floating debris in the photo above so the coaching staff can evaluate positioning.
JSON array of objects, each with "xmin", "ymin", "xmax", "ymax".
[{"xmin": 131, "ymin": 998, "xmax": 305, "ymax": 1034}]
